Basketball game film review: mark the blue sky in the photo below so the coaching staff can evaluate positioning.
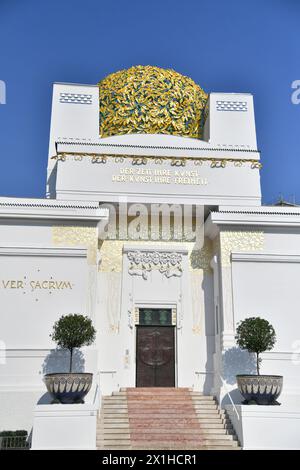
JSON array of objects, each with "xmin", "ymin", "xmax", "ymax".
[{"xmin": 0, "ymin": 0, "xmax": 299, "ymax": 203}]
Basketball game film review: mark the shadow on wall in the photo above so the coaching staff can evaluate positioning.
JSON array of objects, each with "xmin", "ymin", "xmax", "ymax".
[
  {"xmin": 221, "ymin": 347, "xmax": 257, "ymax": 406},
  {"xmin": 42, "ymin": 348, "xmax": 85, "ymax": 375},
  {"xmin": 223, "ymin": 347, "xmax": 256, "ymax": 384},
  {"xmin": 202, "ymin": 274, "xmax": 215, "ymax": 395},
  {"xmin": 38, "ymin": 349, "xmax": 86, "ymax": 404}
]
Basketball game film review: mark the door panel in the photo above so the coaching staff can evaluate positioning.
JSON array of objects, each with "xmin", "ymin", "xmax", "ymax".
[{"xmin": 136, "ymin": 326, "xmax": 175, "ymax": 387}]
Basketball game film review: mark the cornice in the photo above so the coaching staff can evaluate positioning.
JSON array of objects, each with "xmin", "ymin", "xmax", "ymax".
[
  {"xmin": 0, "ymin": 246, "xmax": 87, "ymax": 257},
  {"xmin": 231, "ymin": 252, "xmax": 300, "ymax": 263},
  {"xmin": 56, "ymin": 140, "xmax": 259, "ymax": 153},
  {"xmin": 0, "ymin": 198, "xmax": 108, "ymax": 221},
  {"xmin": 205, "ymin": 207, "xmax": 300, "ymax": 238}
]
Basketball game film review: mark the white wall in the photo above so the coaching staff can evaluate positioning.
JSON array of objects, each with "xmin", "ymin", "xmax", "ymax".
[
  {"xmin": 0, "ymin": 248, "xmax": 88, "ymax": 349},
  {"xmin": 47, "ymin": 83, "xmax": 99, "ymax": 196},
  {"xmin": 55, "ymin": 156, "xmax": 261, "ymax": 206},
  {"xmin": 231, "ymin": 255, "xmax": 300, "ymax": 395},
  {"xmin": 0, "ymin": 204, "xmax": 103, "ymax": 432},
  {"xmin": 226, "ymin": 403, "xmax": 300, "ymax": 450},
  {"xmin": 207, "ymin": 93, "xmax": 257, "ymax": 149}
]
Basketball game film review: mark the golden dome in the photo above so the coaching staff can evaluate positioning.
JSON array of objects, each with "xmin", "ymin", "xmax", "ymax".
[{"xmin": 98, "ymin": 65, "xmax": 207, "ymax": 139}]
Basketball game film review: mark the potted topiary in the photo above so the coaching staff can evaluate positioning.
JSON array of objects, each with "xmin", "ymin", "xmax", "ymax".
[
  {"xmin": 44, "ymin": 314, "xmax": 96, "ymax": 404},
  {"xmin": 235, "ymin": 317, "xmax": 283, "ymax": 405}
]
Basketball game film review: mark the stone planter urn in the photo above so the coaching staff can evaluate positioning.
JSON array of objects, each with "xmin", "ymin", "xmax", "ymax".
[
  {"xmin": 46, "ymin": 314, "xmax": 96, "ymax": 404},
  {"xmin": 236, "ymin": 374, "xmax": 283, "ymax": 405},
  {"xmin": 44, "ymin": 372, "xmax": 93, "ymax": 404}
]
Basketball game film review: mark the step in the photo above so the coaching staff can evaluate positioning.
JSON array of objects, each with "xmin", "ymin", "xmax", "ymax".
[
  {"xmin": 125, "ymin": 392, "xmax": 203, "ymax": 397},
  {"xmin": 193, "ymin": 404, "xmax": 218, "ymax": 409},
  {"xmin": 130, "ymin": 420, "xmax": 205, "ymax": 432},
  {"xmin": 127, "ymin": 426, "xmax": 234, "ymax": 436},
  {"xmin": 99, "ymin": 435, "xmax": 131, "ymax": 441},
  {"xmin": 201, "ymin": 433, "xmax": 236, "ymax": 440},
  {"xmin": 204, "ymin": 446, "xmax": 241, "ymax": 450},
  {"xmin": 127, "ymin": 413, "xmax": 202, "ymax": 419},
  {"xmin": 103, "ymin": 396, "xmax": 127, "ymax": 400},
  {"xmin": 100, "ymin": 446, "xmax": 132, "ymax": 450},
  {"xmin": 127, "ymin": 409, "xmax": 197, "ymax": 415},
  {"xmin": 101, "ymin": 432, "xmax": 131, "ymax": 438},
  {"xmin": 127, "ymin": 402, "xmax": 197, "ymax": 407},
  {"xmin": 192, "ymin": 399, "xmax": 218, "ymax": 404},
  {"xmin": 128, "ymin": 416, "xmax": 204, "ymax": 422},
  {"xmin": 123, "ymin": 387, "xmax": 192, "ymax": 391},
  {"xmin": 196, "ymin": 409, "xmax": 225, "ymax": 415},
  {"xmin": 125, "ymin": 399, "xmax": 215, "ymax": 405},
  {"xmin": 103, "ymin": 400, "xmax": 127, "ymax": 404},
  {"xmin": 127, "ymin": 405, "xmax": 198, "ymax": 411},
  {"xmin": 131, "ymin": 443, "xmax": 239, "ymax": 450},
  {"xmin": 199, "ymin": 423, "xmax": 233, "ymax": 430},
  {"xmin": 98, "ymin": 423, "xmax": 130, "ymax": 429},
  {"xmin": 103, "ymin": 409, "xmax": 128, "ymax": 414},
  {"xmin": 126, "ymin": 401, "xmax": 217, "ymax": 408},
  {"xmin": 103, "ymin": 404, "xmax": 128, "ymax": 408},
  {"xmin": 128, "ymin": 428, "xmax": 202, "ymax": 435},
  {"xmin": 98, "ymin": 440, "xmax": 132, "ymax": 446},
  {"xmin": 197, "ymin": 418, "xmax": 225, "ymax": 424},
  {"xmin": 128, "ymin": 417, "xmax": 224, "ymax": 426},
  {"xmin": 102, "ymin": 418, "xmax": 129, "ymax": 423},
  {"xmin": 202, "ymin": 439, "xmax": 239, "ymax": 447},
  {"xmin": 131, "ymin": 436, "xmax": 205, "ymax": 443},
  {"xmin": 201, "ymin": 430, "xmax": 235, "ymax": 437},
  {"xmin": 124, "ymin": 394, "xmax": 212, "ymax": 400},
  {"xmin": 131, "ymin": 441, "xmax": 203, "ymax": 447}
]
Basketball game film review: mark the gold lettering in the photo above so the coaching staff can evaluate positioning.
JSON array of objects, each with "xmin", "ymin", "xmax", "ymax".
[
  {"xmin": 2, "ymin": 280, "xmax": 25, "ymax": 288},
  {"xmin": 1, "ymin": 279, "xmax": 72, "ymax": 290},
  {"xmin": 113, "ymin": 167, "xmax": 208, "ymax": 186}
]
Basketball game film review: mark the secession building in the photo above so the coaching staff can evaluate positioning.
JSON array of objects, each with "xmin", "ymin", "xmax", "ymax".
[{"xmin": 1, "ymin": 66, "xmax": 300, "ymax": 450}]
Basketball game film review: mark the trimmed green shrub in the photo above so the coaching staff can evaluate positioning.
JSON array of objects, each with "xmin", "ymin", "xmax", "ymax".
[
  {"xmin": 50, "ymin": 314, "xmax": 96, "ymax": 372},
  {"xmin": 235, "ymin": 317, "xmax": 276, "ymax": 375}
]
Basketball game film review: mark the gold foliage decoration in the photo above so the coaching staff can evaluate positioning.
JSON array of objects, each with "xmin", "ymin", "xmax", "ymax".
[
  {"xmin": 220, "ymin": 231, "xmax": 264, "ymax": 267},
  {"xmin": 52, "ymin": 226, "xmax": 98, "ymax": 265},
  {"xmin": 98, "ymin": 65, "xmax": 208, "ymax": 139}
]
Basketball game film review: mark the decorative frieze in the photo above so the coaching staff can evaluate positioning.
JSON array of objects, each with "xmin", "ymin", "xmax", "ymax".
[
  {"xmin": 98, "ymin": 239, "xmax": 214, "ymax": 274},
  {"xmin": 220, "ymin": 230, "xmax": 264, "ymax": 267},
  {"xmin": 54, "ymin": 152, "xmax": 262, "ymax": 169},
  {"xmin": 127, "ymin": 250, "xmax": 183, "ymax": 280}
]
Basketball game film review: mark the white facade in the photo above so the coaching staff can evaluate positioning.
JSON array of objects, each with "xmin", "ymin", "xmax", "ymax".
[{"xmin": 1, "ymin": 76, "xmax": 300, "ymax": 449}]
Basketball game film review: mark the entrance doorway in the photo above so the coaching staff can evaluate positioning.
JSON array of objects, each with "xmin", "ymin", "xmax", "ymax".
[{"xmin": 136, "ymin": 308, "xmax": 175, "ymax": 387}]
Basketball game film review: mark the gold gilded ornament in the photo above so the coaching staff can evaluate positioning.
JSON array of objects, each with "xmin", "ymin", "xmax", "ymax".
[
  {"xmin": 98, "ymin": 65, "xmax": 208, "ymax": 139},
  {"xmin": 52, "ymin": 226, "xmax": 98, "ymax": 265}
]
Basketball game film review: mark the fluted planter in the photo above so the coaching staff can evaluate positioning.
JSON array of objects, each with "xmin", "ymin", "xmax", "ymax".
[
  {"xmin": 236, "ymin": 374, "xmax": 283, "ymax": 405},
  {"xmin": 44, "ymin": 373, "xmax": 93, "ymax": 404}
]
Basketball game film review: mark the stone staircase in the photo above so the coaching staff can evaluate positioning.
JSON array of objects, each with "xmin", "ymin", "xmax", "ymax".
[{"xmin": 97, "ymin": 388, "xmax": 240, "ymax": 450}]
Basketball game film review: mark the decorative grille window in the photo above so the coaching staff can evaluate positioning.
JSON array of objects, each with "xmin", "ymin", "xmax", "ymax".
[{"xmin": 139, "ymin": 308, "xmax": 172, "ymax": 326}]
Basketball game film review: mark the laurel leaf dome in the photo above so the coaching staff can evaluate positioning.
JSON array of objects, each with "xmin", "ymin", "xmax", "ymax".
[{"xmin": 98, "ymin": 65, "xmax": 207, "ymax": 139}]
